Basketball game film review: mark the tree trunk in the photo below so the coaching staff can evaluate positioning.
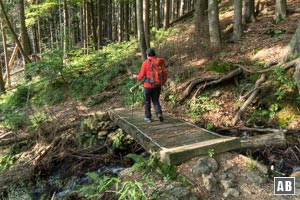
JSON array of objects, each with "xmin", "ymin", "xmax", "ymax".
[
  {"xmin": 144, "ymin": 0, "xmax": 150, "ymax": 48},
  {"xmin": 208, "ymin": 0, "xmax": 221, "ymax": 52},
  {"xmin": 194, "ymin": 0, "xmax": 208, "ymax": 38},
  {"xmin": 242, "ymin": 0, "xmax": 256, "ymax": 23},
  {"xmin": 233, "ymin": 0, "xmax": 243, "ymax": 43},
  {"xmin": 0, "ymin": 60, "xmax": 4, "ymax": 93},
  {"xmin": 19, "ymin": 0, "xmax": 32, "ymax": 59},
  {"xmin": 63, "ymin": 0, "xmax": 70, "ymax": 57},
  {"xmin": 136, "ymin": 0, "xmax": 147, "ymax": 60},
  {"xmin": 280, "ymin": 22, "xmax": 300, "ymax": 63},
  {"xmin": 1, "ymin": 19, "xmax": 10, "ymax": 87},
  {"xmin": 124, "ymin": 2, "xmax": 130, "ymax": 41},
  {"xmin": 274, "ymin": 0, "xmax": 287, "ymax": 23},
  {"xmin": 155, "ymin": 0, "xmax": 160, "ymax": 29},
  {"xmin": 0, "ymin": 0, "xmax": 31, "ymax": 63},
  {"xmin": 164, "ymin": 0, "xmax": 170, "ymax": 30},
  {"xmin": 98, "ymin": 0, "xmax": 103, "ymax": 46}
]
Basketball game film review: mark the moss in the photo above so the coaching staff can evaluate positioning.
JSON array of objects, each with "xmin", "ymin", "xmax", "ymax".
[{"xmin": 275, "ymin": 106, "xmax": 297, "ymax": 128}]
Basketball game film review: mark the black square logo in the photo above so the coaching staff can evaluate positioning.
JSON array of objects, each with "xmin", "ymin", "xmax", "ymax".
[{"xmin": 274, "ymin": 177, "xmax": 295, "ymax": 195}]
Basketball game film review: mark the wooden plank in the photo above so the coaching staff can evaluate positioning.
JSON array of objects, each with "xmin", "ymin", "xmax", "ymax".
[
  {"xmin": 159, "ymin": 137, "xmax": 241, "ymax": 165},
  {"xmin": 157, "ymin": 131, "xmax": 218, "ymax": 148},
  {"xmin": 109, "ymin": 110, "xmax": 162, "ymax": 151}
]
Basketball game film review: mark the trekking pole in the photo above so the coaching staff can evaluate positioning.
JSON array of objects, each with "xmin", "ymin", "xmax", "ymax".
[{"xmin": 131, "ymin": 73, "xmax": 137, "ymax": 117}]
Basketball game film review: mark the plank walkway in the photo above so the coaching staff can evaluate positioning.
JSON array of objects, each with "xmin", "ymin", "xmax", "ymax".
[{"xmin": 109, "ymin": 108, "xmax": 241, "ymax": 165}]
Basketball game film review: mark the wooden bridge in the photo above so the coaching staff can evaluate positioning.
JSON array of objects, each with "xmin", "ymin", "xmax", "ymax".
[{"xmin": 109, "ymin": 108, "xmax": 241, "ymax": 165}]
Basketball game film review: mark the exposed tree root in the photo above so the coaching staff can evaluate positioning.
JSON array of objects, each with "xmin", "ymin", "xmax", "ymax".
[{"xmin": 232, "ymin": 74, "xmax": 266, "ymax": 125}]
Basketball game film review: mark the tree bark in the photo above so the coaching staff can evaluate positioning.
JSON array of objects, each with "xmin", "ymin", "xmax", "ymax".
[
  {"xmin": 208, "ymin": 0, "xmax": 221, "ymax": 52},
  {"xmin": 0, "ymin": 19, "xmax": 9, "ymax": 87},
  {"xmin": 136, "ymin": 0, "xmax": 147, "ymax": 60},
  {"xmin": 164, "ymin": 0, "xmax": 170, "ymax": 30},
  {"xmin": 242, "ymin": 0, "xmax": 256, "ymax": 23},
  {"xmin": 194, "ymin": 0, "xmax": 208, "ymax": 38},
  {"xmin": 19, "ymin": 0, "xmax": 32, "ymax": 58},
  {"xmin": 0, "ymin": 0, "xmax": 31, "ymax": 63},
  {"xmin": 274, "ymin": 0, "xmax": 287, "ymax": 23},
  {"xmin": 144, "ymin": 0, "xmax": 150, "ymax": 48},
  {"xmin": 98, "ymin": 0, "xmax": 103, "ymax": 46},
  {"xmin": 233, "ymin": 0, "xmax": 243, "ymax": 43}
]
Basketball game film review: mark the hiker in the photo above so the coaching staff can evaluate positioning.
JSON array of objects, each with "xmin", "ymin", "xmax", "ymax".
[{"xmin": 132, "ymin": 48, "xmax": 167, "ymax": 122}]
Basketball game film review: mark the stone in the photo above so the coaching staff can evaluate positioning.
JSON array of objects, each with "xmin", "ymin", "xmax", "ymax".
[
  {"xmin": 221, "ymin": 180, "xmax": 234, "ymax": 190},
  {"xmin": 246, "ymin": 172, "xmax": 266, "ymax": 185},
  {"xmin": 192, "ymin": 157, "xmax": 218, "ymax": 176},
  {"xmin": 223, "ymin": 188, "xmax": 240, "ymax": 198},
  {"xmin": 203, "ymin": 173, "xmax": 218, "ymax": 192},
  {"xmin": 98, "ymin": 130, "xmax": 109, "ymax": 139},
  {"xmin": 154, "ymin": 182, "xmax": 199, "ymax": 200}
]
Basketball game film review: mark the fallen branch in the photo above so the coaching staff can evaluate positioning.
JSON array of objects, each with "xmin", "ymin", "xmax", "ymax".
[
  {"xmin": 232, "ymin": 74, "xmax": 266, "ymax": 125},
  {"xmin": 0, "ymin": 133, "xmax": 34, "ymax": 146}
]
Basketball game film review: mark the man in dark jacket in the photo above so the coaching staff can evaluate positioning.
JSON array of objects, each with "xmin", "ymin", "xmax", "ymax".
[{"xmin": 133, "ymin": 48, "xmax": 164, "ymax": 122}]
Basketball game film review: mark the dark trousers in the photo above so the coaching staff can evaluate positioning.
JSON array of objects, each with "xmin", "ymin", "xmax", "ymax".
[{"xmin": 144, "ymin": 87, "xmax": 162, "ymax": 119}]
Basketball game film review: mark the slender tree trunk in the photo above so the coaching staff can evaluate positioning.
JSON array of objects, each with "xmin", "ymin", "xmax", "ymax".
[
  {"xmin": 180, "ymin": 0, "xmax": 185, "ymax": 16},
  {"xmin": 144, "ymin": 0, "xmax": 150, "ymax": 48},
  {"xmin": 274, "ymin": 0, "xmax": 287, "ymax": 23},
  {"xmin": 208, "ymin": 0, "xmax": 221, "ymax": 52},
  {"xmin": 233, "ymin": 0, "xmax": 243, "ymax": 43},
  {"xmin": 164, "ymin": 0, "xmax": 170, "ymax": 30},
  {"xmin": 1, "ymin": 19, "xmax": 10, "ymax": 87},
  {"xmin": 155, "ymin": 0, "xmax": 160, "ymax": 29},
  {"xmin": 0, "ymin": 63, "xmax": 4, "ymax": 93},
  {"xmin": 242, "ymin": 0, "xmax": 256, "ymax": 23},
  {"xmin": 194, "ymin": 0, "xmax": 208, "ymax": 38},
  {"xmin": 136, "ymin": 0, "xmax": 147, "ymax": 60},
  {"xmin": 124, "ymin": 2, "xmax": 130, "ymax": 41},
  {"xmin": 63, "ymin": 0, "xmax": 70, "ymax": 57},
  {"xmin": 0, "ymin": 0, "xmax": 31, "ymax": 63},
  {"xmin": 90, "ymin": 0, "xmax": 98, "ymax": 48},
  {"xmin": 19, "ymin": 0, "xmax": 32, "ymax": 59},
  {"xmin": 98, "ymin": 0, "xmax": 103, "ymax": 46}
]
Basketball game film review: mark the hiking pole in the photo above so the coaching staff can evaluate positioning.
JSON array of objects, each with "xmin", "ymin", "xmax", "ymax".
[{"xmin": 131, "ymin": 73, "xmax": 137, "ymax": 117}]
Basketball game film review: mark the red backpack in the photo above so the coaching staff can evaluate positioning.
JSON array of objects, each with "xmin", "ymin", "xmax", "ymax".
[{"xmin": 146, "ymin": 58, "xmax": 167, "ymax": 86}]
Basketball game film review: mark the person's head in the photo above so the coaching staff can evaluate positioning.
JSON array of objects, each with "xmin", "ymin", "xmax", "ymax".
[{"xmin": 146, "ymin": 48, "xmax": 156, "ymax": 57}]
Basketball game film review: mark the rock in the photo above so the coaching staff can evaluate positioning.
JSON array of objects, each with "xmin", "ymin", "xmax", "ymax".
[
  {"xmin": 95, "ymin": 111, "xmax": 110, "ymax": 121},
  {"xmin": 98, "ymin": 131, "xmax": 109, "ymax": 139},
  {"xmin": 192, "ymin": 157, "xmax": 218, "ymax": 176},
  {"xmin": 221, "ymin": 180, "xmax": 234, "ymax": 190},
  {"xmin": 154, "ymin": 182, "xmax": 199, "ymax": 200},
  {"xmin": 246, "ymin": 172, "xmax": 266, "ymax": 185},
  {"xmin": 202, "ymin": 173, "xmax": 218, "ymax": 192},
  {"xmin": 223, "ymin": 188, "xmax": 240, "ymax": 198},
  {"xmin": 119, "ymin": 168, "xmax": 133, "ymax": 179}
]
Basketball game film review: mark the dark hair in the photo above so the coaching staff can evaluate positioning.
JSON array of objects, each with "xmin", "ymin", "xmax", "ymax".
[{"xmin": 146, "ymin": 48, "xmax": 156, "ymax": 56}]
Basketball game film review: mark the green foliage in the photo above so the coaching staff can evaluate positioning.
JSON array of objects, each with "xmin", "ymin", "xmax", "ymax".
[
  {"xmin": 0, "ymin": 85, "xmax": 32, "ymax": 130},
  {"xmin": 187, "ymin": 95, "xmax": 219, "ymax": 119},
  {"xmin": 117, "ymin": 180, "xmax": 148, "ymax": 200},
  {"xmin": 164, "ymin": 93, "xmax": 177, "ymax": 106},
  {"xmin": 207, "ymin": 148, "xmax": 215, "ymax": 158},
  {"xmin": 126, "ymin": 153, "xmax": 148, "ymax": 171},
  {"xmin": 206, "ymin": 123, "xmax": 214, "ymax": 130},
  {"xmin": 121, "ymin": 80, "xmax": 143, "ymax": 107},
  {"xmin": 79, "ymin": 173, "xmax": 120, "ymax": 199},
  {"xmin": 0, "ymin": 153, "xmax": 15, "ymax": 172},
  {"xmin": 246, "ymin": 151, "xmax": 257, "ymax": 170},
  {"xmin": 208, "ymin": 61, "xmax": 235, "ymax": 74},
  {"xmin": 272, "ymin": 67, "xmax": 295, "ymax": 100}
]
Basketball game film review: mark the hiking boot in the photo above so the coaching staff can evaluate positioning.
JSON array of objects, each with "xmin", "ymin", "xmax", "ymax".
[
  {"xmin": 144, "ymin": 118, "xmax": 152, "ymax": 123},
  {"xmin": 158, "ymin": 114, "xmax": 164, "ymax": 122}
]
